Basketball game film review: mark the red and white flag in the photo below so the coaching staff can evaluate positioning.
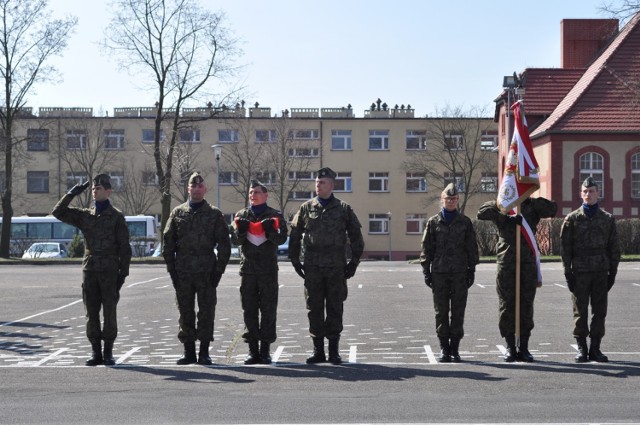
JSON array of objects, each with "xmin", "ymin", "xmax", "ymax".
[
  {"xmin": 497, "ymin": 101, "xmax": 543, "ymax": 283},
  {"xmin": 236, "ymin": 217, "xmax": 280, "ymax": 246}
]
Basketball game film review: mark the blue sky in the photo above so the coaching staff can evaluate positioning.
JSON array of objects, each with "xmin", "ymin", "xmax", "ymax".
[{"xmin": 34, "ymin": 0, "xmax": 613, "ymax": 118}]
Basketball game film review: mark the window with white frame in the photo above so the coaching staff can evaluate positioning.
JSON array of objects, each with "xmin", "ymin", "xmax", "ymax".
[
  {"xmin": 65, "ymin": 172, "xmax": 88, "ymax": 190},
  {"xmin": 142, "ymin": 129, "xmax": 164, "ymax": 144},
  {"xmin": 444, "ymin": 132, "xmax": 464, "ymax": 150},
  {"xmin": 107, "ymin": 171, "xmax": 125, "ymax": 191},
  {"xmin": 218, "ymin": 129, "xmax": 239, "ymax": 143},
  {"xmin": 368, "ymin": 213, "xmax": 390, "ymax": 234},
  {"xmin": 66, "ymin": 130, "xmax": 87, "ymax": 150},
  {"xmin": 289, "ymin": 191, "xmax": 314, "ymax": 200},
  {"xmin": 331, "ymin": 130, "xmax": 352, "ymax": 150},
  {"xmin": 406, "ymin": 130, "xmax": 427, "ymax": 150},
  {"xmin": 255, "ymin": 171, "xmax": 276, "ymax": 185},
  {"xmin": 27, "ymin": 171, "xmax": 49, "ymax": 193},
  {"xmin": 288, "ymin": 171, "xmax": 317, "ymax": 181},
  {"xmin": 369, "ymin": 172, "xmax": 389, "ymax": 192},
  {"xmin": 288, "ymin": 147, "xmax": 319, "ymax": 157},
  {"xmin": 406, "ymin": 172, "xmax": 427, "ymax": 192},
  {"xmin": 480, "ymin": 172, "xmax": 498, "ymax": 192},
  {"xmin": 444, "ymin": 172, "xmax": 465, "ymax": 192},
  {"xmin": 632, "ymin": 152, "xmax": 640, "ymax": 198},
  {"xmin": 406, "ymin": 213, "xmax": 427, "ymax": 234},
  {"xmin": 103, "ymin": 129, "xmax": 125, "ymax": 150},
  {"xmin": 142, "ymin": 170, "xmax": 159, "ymax": 186},
  {"xmin": 179, "ymin": 129, "xmax": 201, "ymax": 143},
  {"xmin": 480, "ymin": 131, "xmax": 498, "ymax": 151},
  {"xmin": 369, "ymin": 130, "xmax": 389, "ymax": 150},
  {"xmin": 579, "ymin": 152, "xmax": 604, "ymax": 198},
  {"xmin": 334, "ymin": 172, "xmax": 352, "ymax": 192},
  {"xmin": 288, "ymin": 129, "xmax": 319, "ymax": 140},
  {"xmin": 255, "ymin": 129, "xmax": 276, "ymax": 143},
  {"xmin": 27, "ymin": 129, "xmax": 49, "ymax": 151},
  {"xmin": 219, "ymin": 171, "xmax": 239, "ymax": 185}
]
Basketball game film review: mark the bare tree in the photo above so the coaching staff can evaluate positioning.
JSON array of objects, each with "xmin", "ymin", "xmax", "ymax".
[
  {"xmin": 402, "ymin": 105, "xmax": 497, "ymax": 214},
  {"xmin": 0, "ymin": 0, "xmax": 77, "ymax": 257},
  {"xmin": 600, "ymin": 1, "xmax": 640, "ymax": 23},
  {"xmin": 111, "ymin": 158, "xmax": 157, "ymax": 215},
  {"xmin": 103, "ymin": 0, "xmax": 241, "ymax": 234}
]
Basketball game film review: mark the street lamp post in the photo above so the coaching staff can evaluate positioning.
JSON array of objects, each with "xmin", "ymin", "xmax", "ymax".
[
  {"xmin": 387, "ymin": 211, "xmax": 392, "ymax": 261},
  {"xmin": 211, "ymin": 144, "xmax": 223, "ymax": 208}
]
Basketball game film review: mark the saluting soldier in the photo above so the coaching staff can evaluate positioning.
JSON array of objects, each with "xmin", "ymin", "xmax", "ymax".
[
  {"xmin": 162, "ymin": 171, "xmax": 230, "ymax": 365},
  {"xmin": 560, "ymin": 177, "xmax": 620, "ymax": 363},
  {"xmin": 231, "ymin": 180, "xmax": 288, "ymax": 364},
  {"xmin": 289, "ymin": 167, "xmax": 364, "ymax": 365},
  {"xmin": 420, "ymin": 183, "xmax": 479, "ymax": 362},
  {"xmin": 52, "ymin": 174, "xmax": 131, "ymax": 366}
]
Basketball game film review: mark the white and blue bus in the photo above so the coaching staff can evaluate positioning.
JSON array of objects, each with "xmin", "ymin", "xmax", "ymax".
[{"xmin": 0, "ymin": 215, "xmax": 157, "ymax": 257}]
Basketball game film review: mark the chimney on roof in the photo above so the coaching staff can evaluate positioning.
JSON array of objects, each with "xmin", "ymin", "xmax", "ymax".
[{"xmin": 561, "ymin": 18, "xmax": 619, "ymax": 69}]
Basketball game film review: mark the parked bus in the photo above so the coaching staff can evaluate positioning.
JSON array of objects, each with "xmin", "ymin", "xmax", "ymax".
[{"xmin": 0, "ymin": 215, "xmax": 157, "ymax": 257}]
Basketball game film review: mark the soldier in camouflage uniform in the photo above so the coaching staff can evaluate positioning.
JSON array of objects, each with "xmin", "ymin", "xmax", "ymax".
[
  {"xmin": 232, "ymin": 180, "xmax": 288, "ymax": 365},
  {"xmin": 162, "ymin": 172, "xmax": 230, "ymax": 365},
  {"xmin": 560, "ymin": 177, "xmax": 620, "ymax": 363},
  {"xmin": 289, "ymin": 167, "xmax": 364, "ymax": 365},
  {"xmin": 52, "ymin": 174, "xmax": 131, "ymax": 366},
  {"xmin": 420, "ymin": 183, "xmax": 479, "ymax": 362},
  {"xmin": 477, "ymin": 196, "xmax": 557, "ymax": 362}
]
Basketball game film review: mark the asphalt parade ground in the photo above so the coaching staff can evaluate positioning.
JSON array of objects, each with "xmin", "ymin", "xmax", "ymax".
[{"xmin": 1, "ymin": 261, "xmax": 639, "ymax": 424}]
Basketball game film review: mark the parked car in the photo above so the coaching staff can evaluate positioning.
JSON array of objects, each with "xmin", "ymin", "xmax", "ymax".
[
  {"xmin": 277, "ymin": 237, "xmax": 289, "ymax": 257},
  {"xmin": 22, "ymin": 242, "xmax": 68, "ymax": 259}
]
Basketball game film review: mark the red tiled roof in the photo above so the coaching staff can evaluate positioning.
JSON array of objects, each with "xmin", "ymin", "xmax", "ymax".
[
  {"xmin": 531, "ymin": 12, "xmax": 640, "ymax": 137},
  {"xmin": 519, "ymin": 69, "xmax": 583, "ymax": 115}
]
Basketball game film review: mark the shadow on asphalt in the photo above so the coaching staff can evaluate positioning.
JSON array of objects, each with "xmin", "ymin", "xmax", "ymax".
[{"xmin": 481, "ymin": 359, "xmax": 640, "ymax": 378}]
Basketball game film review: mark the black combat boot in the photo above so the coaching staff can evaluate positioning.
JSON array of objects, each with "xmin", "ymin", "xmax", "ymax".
[
  {"xmin": 244, "ymin": 341, "xmax": 260, "ymax": 365},
  {"xmin": 197, "ymin": 340, "xmax": 212, "ymax": 365},
  {"xmin": 575, "ymin": 337, "xmax": 589, "ymax": 363},
  {"xmin": 86, "ymin": 342, "xmax": 103, "ymax": 366},
  {"xmin": 438, "ymin": 337, "xmax": 451, "ymax": 363},
  {"xmin": 177, "ymin": 341, "xmax": 197, "ymax": 365},
  {"xmin": 259, "ymin": 341, "xmax": 272, "ymax": 365},
  {"xmin": 450, "ymin": 338, "xmax": 461, "ymax": 363},
  {"xmin": 328, "ymin": 338, "xmax": 342, "ymax": 365},
  {"xmin": 588, "ymin": 337, "xmax": 608, "ymax": 362},
  {"xmin": 504, "ymin": 335, "xmax": 517, "ymax": 363},
  {"xmin": 518, "ymin": 336, "xmax": 534, "ymax": 362},
  {"xmin": 103, "ymin": 341, "xmax": 116, "ymax": 366},
  {"xmin": 306, "ymin": 337, "xmax": 326, "ymax": 364}
]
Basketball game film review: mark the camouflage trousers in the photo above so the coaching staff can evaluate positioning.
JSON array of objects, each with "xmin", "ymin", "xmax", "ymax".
[
  {"xmin": 496, "ymin": 263, "xmax": 537, "ymax": 337},
  {"xmin": 175, "ymin": 271, "xmax": 217, "ymax": 343},
  {"xmin": 240, "ymin": 272, "xmax": 279, "ymax": 344},
  {"xmin": 572, "ymin": 271, "xmax": 608, "ymax": 339},
  {"xmin": 304, "ymin": 265, "xmax": 348, "ymax": 339},
  {"xmin": 431, "ymin": 272, "xmax": 468, "ymax": 339},
  {"xmin": 82, "ymin": 270, "xmax": 120, "ymax": 343}
]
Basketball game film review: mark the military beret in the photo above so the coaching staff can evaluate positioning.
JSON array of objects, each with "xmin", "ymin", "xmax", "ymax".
[
  {"xmin": 250, "ymin": 179, "xmax": 268, "ymax": 193},
  {"xmin": 317, "ymin": 167, "xmax": 337, "ymax": 179},
  {"xmin": 442, "ymin": 182, "xmax": 458, "ymax": 197},
  {"xmin": 92, "ymin": 174, "xmax": 111, "ymax": 189},
  {"xmin": 188, "ymin": 171, "xmax": 204, "ymax": 185},
  {"xmin": 582, "ymin": 176, "xmax": 598, "ymax": 189}
]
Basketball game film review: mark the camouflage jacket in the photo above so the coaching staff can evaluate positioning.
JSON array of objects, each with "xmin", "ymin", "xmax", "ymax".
[
  {"xmin": 560, "ymin": 207, "xmax": 620, "ymax": 273},
  {"xmin": 231, "ymin": 205, "xmax": 288, "ymax": 275},
  {"xmin": 477, "ymin": 197, "xmax": 557, "ymax": 265},
  {"xmin": 420, "ymin": 211, "xmax": 479, "ymax": 274},
  {"xmin": 162, "ymin": 201, "xmax": 230, "ymax": 275},
  {"xmin": 52, "ymin": 194, "xmax": 131, "ymax": 275},
  {"xmin": 289, "ymin": 196, "xmax": 364, "ymax": 267}
]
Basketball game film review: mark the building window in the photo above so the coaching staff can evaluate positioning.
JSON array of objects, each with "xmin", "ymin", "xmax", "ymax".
[
  {"xmin": 142, "ymin": 170, "xmax": 158, "ymax": 186},
  {"xmin": 369, "ymin": 172, "xmax": 389, "ymax": 192},
  {"xmin": 27, "ymin": 129, "xmax": 49, "ymax": 151},
  {"xmin": 406, "ymin": 172, "xmax": 426, "ymax": 192},
  {"xmin": 27, "ymin": 171, "xmax": 49, "ymax": 193},
  {"xmin": 103, "ymin": 129, "xmax": 125, "ymax": 150},
  {"xmin": 179, "ymin": 129, "xmax": 201, "ymax": 143},
  {"xmin": 480, "ymin": 130, "xmax": 498, "ymax": 151},
  {"xmin": 66, "ymin": 171, "xmax": 88, "ymax": 190},
  {"xmin": 288, "ymin": 171, "xmax": 317, "ymax": 181},
  {"xmin": 255, "ymin": 129, "xmax": 276, "ymax": 143},
  {"xmin": 368, "ymin": 213, "xmax": 390, "ymax": 234},
  {"xmin": 142, "ymin": 129, "xmax": 164, "ymax": 144},
  {"xmin": 219, "ymin": 171, "xmax": 239, "ymax": 185},
  {"xmin": 579, "ymin": 152, "xmax": 604, "ymax": 198},
  {"xmin": 66, "ymin": 130, "xmax": 87, "ymax": 150},
  {"xmin": 331, "ymin": 130, "xmax": 352, "ymax": 150},
  {"xmin": 480, "ymin": 172, "xmax": 498, "ymax": 192},
  {"xmin": 218, "ymin": 129, "xmax": 238, "ymax": 143},
  {"xmin": 369, "ymin": 130, "xmax": 389, "ymax": 150},
  {"xmin": 632, "ymin": 152, "xmax": 640, "ymax": 198},
  {"xmin": 444, "ymin": 172, "xmax": 465, "ymax": 192},
  {"xmin": 288, "ymin": 129, "xmax": 319, "ymax": 140},
  {"xmin": 406, "ymin": 130, "xmax": 426, "ymax": 150},
  {"xmin": 444, "ymin": 132, "xmax": 464, "ymax": 150},
  {"xmin": 406, "ymin": 213, "xmax": 427, "ymax": 234},
  {"xmin": 334, "ymin": 172, "xmax": 352, "ymax": 192},
  {"xmin": 255, "ymin": 171, "xmax": 276, "ymax": 185},
  {"xmin": 107, "ymin": 171, "xmax": 125, "ymax": 191},
  {"xmin": 288, "ymin": 147, "xmax": 319, "ymax": 157},
  {"xmin": 289, "ymin": 191, "xmax": 314, "ymax": 200}
]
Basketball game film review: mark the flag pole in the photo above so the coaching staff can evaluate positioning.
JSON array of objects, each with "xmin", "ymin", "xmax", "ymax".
[{"xmin": 515, "ymin": 209, "xmax": 521, "ymax": 345}]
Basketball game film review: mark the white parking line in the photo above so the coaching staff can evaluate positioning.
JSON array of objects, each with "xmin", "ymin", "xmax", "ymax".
[
  {"xmin": 116, "ymin": 347, "xmax": 141, "ymax": 364},
  {"xmin": 0, "ymin": 300, "xmax": 83, "ymax": 328},
  {"xmin": 423, "ymin": 345, "xmax": 438, "ymax": 364},
  {"xmin": 33, "ymin": 348, "xmax": 68, "ymax": 367},
  {"xmin": 126, "ymin": 277, "xmax": 164, "ymax": 288},
  {"xmin": 348, "ymin": 345, "xmax": 357, "ymax": 363},
  {"xmin": 496, "ymin": 344, "xmax": 507, "ymax": 355},
  {"xmin": 272, "ymin": 345, "xmax": 284, "ymax": 363}
]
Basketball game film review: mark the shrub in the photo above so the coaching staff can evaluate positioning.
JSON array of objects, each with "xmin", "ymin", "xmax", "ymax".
[{"xmin": 68, "ymin": 234, "xmax": 84, "ymax": 258}]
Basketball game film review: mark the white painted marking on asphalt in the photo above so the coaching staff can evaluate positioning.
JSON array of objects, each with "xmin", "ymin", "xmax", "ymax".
[
  {"xmin": 272, "ymin": 345, "xmax": 284, "ymax": 363},
  {"xmin": 423, "ymin": 345, "xmax": 438, "ymax": 364},
  {"xmin": 33, "ymin": 348, "xmax": 68, "ymax": 367},
  {"xmin": 497, "ymin": 344, "xmax": 507, "ymax": 355},
  {"xmin": 116, "ymin": 347, "xmax": 141, "ymax": 364},
  {"xmin": 398, "ymin": 284, "xmax": 403, "ymax": 288},
  {"xmin": 571, "ymin": 344, "xmax": 579, "ymax": 351},
  {"xmin": 126, "ymin": 277, "xmax": 164, "ymax": 288},
  {"xmin": 633, "ymin": 283, "xmax": 640, "ymax": 287},
  {"xmin": 0, "ymin": 299, "xmax": 83, "ymax": 328},
  {"xmin": 348, "ymin": 345, "xmax": 357, "ymax": 363},
  {"xmin": 476, "ymin": 283, "xmax": 486, "ymax": 288},
  {"xmin": 358, "ymin": 284, "xmax": 363, "ymax": 289},
  {"xmin": 554, "ymin": 283, "xmax": 566, "ymax": 288}
]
